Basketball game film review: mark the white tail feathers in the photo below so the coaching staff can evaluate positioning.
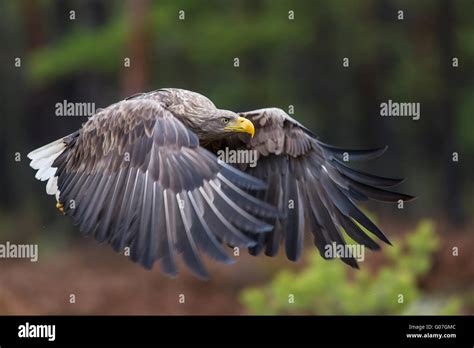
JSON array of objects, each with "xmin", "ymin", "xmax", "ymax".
[{"xmin": 28, "ymin": 138, "xmax": 66, "ymax": 199}]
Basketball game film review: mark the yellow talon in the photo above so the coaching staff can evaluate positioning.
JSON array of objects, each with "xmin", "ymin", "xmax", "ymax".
[{"xmin": 56, "ymin": 201, "xmax": 65, "ymax": 214}]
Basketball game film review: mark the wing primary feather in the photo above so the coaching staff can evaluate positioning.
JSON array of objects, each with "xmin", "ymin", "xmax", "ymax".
[
  {"xmin": 320, "ymin": 175, "xmax": 392, "ymax": 245},
  {"xmin": 110, "ymin": 167, "xmax": 136, "ymax": 251},
  {"xmin": 196, "ymin": 187, "xmax": 257, "ymax": 247},
  {"xmin": 161, "ymin": 189, "xmax": 178, "ymax": 276},
  {"xmin": 334, "ymin": 210, "xmax": 380, "ymax": 251},
  {"xmin": 318, "ymin": 141, "xmax": 388, "ymax": 161},
  {"xmin": 119, "ymin": 169, "xmax": 143, "ymax": 247},
  {"xmin": 176, "ymin": 192, "xmax": 209, "ymax": 279},
  {"xmin": 208, "ymin": 180, "xmax": 274, "ymax": 233},
  {"xmin": 158, "ymin": 189, "xmax": 178, "ymax": 276},
  {"xmin": 332, "ymin": 158, "xmax": 405, "ymax": 187},
  {"xmin": 284, "ymin": 179, "xmax": 305, "ymax": 261},
  {"xmin": 148, "ymin": 182, "xmax": 160, "ymax": 264},
  {"xmin": 130, "ymin": 171, "xmax": 154, "ymax": 269},
  {"xmin": 186, "ymin": 191, "xmax": 235, "ymax": 264},
  {"xmin": 346, "ymin": 178, "xmax": 416, "ymax": 202},
  {"xmin": 82, "ymin": 174, "xmax": 114, "ymax": 235},
  {"xmin": 217, "ymin": 173, "xmax": 281, "ymax": 218},
  {"xmin": 213, "ymin": 155, "xmax": 267, "ymax": 190},
  {"xmin": 96, "ymin": 169, "xmax": 125, "ymax": 242}
]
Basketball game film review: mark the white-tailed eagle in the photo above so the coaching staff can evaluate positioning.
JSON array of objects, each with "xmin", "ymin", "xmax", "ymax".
[{"xmin": 28, "ymin": 88, "xmax": 414, "ymax": 279}]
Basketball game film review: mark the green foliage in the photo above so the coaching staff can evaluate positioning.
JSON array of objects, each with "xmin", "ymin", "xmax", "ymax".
[
  {"xmin": 240, "ymin": 220, "xmax": 461, "ymax": 315},
  {"xmin": 28, "ymin": 17, "xmax": 127, "ymax": 84}
]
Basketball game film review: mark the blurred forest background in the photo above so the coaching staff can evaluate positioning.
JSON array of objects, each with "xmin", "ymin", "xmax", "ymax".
[{"xmin": 0, "ymin": 0, "xmax": 472, "ymax": 315}]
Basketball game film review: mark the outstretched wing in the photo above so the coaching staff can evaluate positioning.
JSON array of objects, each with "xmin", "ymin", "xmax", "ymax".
[
  {"xmin": 210, "ymin": 107, "xmax": 414, "ymax": 268},
  {"xmin": 29, "ymin": 99, "xmax": 278, "ymax": 278}
]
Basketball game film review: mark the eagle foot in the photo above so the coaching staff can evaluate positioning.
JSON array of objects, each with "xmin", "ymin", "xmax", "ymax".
[{"xmin": 56, "ymin": 201, "xmax": 65, "ymax": 214}]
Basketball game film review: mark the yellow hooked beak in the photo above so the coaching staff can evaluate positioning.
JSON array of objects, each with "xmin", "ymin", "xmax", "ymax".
[{"xmin": 224, "ymin": 116, "xmax": 255, "ymax": 138}]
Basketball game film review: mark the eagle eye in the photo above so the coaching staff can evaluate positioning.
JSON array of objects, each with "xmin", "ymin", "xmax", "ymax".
[{"xmin": 221, "ymin": 117, "xmax": 230, "ymax": 124}]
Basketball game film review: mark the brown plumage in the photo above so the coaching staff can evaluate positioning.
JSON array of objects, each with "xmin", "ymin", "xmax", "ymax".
[
  {"xmin": 209, "ymin": 108, "xmax": 414, "ymax": 267},
  {"xmin": 28, "ymin": 88, "xmax": 414, "ymax": 278}
]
